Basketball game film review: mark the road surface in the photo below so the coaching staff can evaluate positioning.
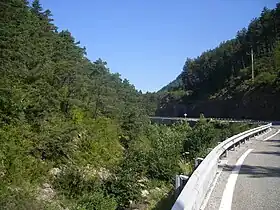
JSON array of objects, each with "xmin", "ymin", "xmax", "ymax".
[{"xmin": 202, "ymin": 127, "xmax": 280, "ymax": 210}]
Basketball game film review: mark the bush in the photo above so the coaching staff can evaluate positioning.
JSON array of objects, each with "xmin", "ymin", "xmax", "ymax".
[
  {"xmin": 105, "ymin": 149, "xmax": 147, "ymax": 208},
  {"xmin": 0, "ymin": 124, "xmax": 47, "ymax": 185},
  {"xmin": 146, "ymin": 125, "xmax": 183, "ymax": 181},
  {"xmin": 184, "ymin": 117, "xmax": 217, "ymax": 159},
  {"xmin": 0, "ymin": 185, "xmax": 45, "ymax": 210},
  {"xmin": 254, "ymin": 72, "xmax": 277, "ymax": 86},
  {"xmin": 53, "ymin": 165, "xmax": 99, "ymax": 198},
  {"xmin": 73, "ymin": 117, "xmax": 124, "ymax": 169},
  {"xmin": 75, "ymin": 191, "xmax": 117, "ymax": 210},
  {"xmin": 29, "ymin": 116, "xmax": 78, "ymax": 163}
]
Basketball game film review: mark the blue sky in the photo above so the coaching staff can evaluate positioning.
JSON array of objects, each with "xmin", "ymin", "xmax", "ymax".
[{"xmin": 40, "ymin": 0, "xmax": 278, "ymax": 92}]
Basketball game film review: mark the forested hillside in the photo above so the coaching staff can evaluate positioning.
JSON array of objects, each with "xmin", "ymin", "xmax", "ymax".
[
  {"xmin": 158, "ymin": 4, "xmax": 280, "ymax": 120},
  {"xmin": 159, "ymin": 74, "xmax": 183, "ymax": 93}
]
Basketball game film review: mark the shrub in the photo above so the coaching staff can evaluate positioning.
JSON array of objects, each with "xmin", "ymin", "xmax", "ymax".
[
  {"xmin": 75, "ymin": 191, "xmax": 117, "ymax": 210},
  {"xmin": 73, "ymin": 117, "xmax": 124, "ymax": 169},
  {"xmin": 254, "ymin": 72, "xmax": 277, "ymax": 86},
  {"xmin": 0, "ymin": 185, "xmax": 45, "ymax": 210},
  {"xmin": 146, "ymin": 125, "xmax": 183, "ymax": 181}
]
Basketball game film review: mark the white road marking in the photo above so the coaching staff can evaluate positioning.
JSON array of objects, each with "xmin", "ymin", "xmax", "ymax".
[
  {"xmin": 263, "ymin": 129, "xmax": 280, "ymax": 141},
  {"xmin": 219, "ymin": 149, "xmax": 253, "ymax": 210}
]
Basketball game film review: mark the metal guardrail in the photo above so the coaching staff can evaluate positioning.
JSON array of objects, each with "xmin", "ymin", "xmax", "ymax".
[
  {"xmin": 149, "ymin": 116, "xmax": 269, "ymax": 124},
  {"xmin": 172, "ymin": 123, "xmax": 272, "ymax": 210}
]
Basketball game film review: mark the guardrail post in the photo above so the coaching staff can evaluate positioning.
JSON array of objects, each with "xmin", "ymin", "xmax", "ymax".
[
  {"xmin": 175, "ymin": 175, "xmax": 189, "ymax": 197},
  {"xmin": 232, "ymin": 143, "xmax": 236, "ymax": 151},
  {"xmin": 207, "ymin": 148, "xmax": 213, "ymax": 153},
  {"xmin": 183, "ymin": 151, "xmax": 190, "ymax": 156},
  {"xmin": 175, "ymin": 175, "xmax": 181, "ymax": 190},
  {"xmin": 195, "ymin": 157, "xmax": 204, "ymax": 168},
  {"xmin": 223, "ymin": 149, "xmax": 228, "ymax": 157}
]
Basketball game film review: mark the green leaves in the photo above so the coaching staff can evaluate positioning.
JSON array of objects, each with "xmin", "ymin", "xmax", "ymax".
[
  {"xmin": 184, "ymin": 117, "xmax": 216, "ymax": 159},
  {"xmin": 73, "ymin": 117, "xmax": 124, "ymax": 169},
  {"xmin": 75, "ymin": 192, "xmax": 117, "ymax": 210},
  {"xmin": 147, "ymin": 124, "xmax": 183, "ymax": 180}
]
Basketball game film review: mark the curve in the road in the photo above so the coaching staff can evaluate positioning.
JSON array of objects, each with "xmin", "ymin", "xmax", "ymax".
[
  {"xmin": 219, "ymin": 149, "xmax": 253, "ymax": 210},
  {"xmin": 205, "ymin": 128, "xmax": 280, "ymax": 210}
]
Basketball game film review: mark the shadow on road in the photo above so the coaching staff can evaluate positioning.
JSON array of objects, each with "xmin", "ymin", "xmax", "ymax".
[
  {"xmin": 264, "ymin": 139, "xmax": 280, "ymax": 148},
  {"xmin": 222, "ymin": 164, "xmax": 280, "ymax": 178},
  {"xmin": 253, "ymin": 151, "xmax": 280, "ymax": 156},
  {"xmin": 265, "ymin": 139, "xmax": 280, "ymax": 143}
]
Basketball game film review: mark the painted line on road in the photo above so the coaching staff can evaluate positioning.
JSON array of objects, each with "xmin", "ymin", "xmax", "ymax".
[
  {"xmin": 263, "ymin": 129, "xmax": 280, "ymax": 141},
  {"xmin": 219, "ymin": 149, "xmax": 253, "ymax": 210}
]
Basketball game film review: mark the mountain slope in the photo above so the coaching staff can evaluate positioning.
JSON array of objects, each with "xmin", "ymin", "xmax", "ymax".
[
  {"xmin": 159, "ymin": 74, "xmax": 183, "ymax": 92},
  {"xmin": 157, "ymin": 4, "xmax": 280, "ymax": 120}
]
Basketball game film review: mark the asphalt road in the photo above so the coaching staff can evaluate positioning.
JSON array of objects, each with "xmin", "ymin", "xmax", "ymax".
[
  {"xmin": 232, "ymin": 129, "xmax": 280, "ymax": 210},
  {"xmin": 204, "ymin": 127, "xmax": 280, "ymax": 210}
]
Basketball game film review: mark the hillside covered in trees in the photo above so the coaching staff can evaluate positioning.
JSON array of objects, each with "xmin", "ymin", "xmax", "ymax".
[
  {"xmin": 0, "ymin": 1, "xmax": 257, "ymax": 210},
  {"xmin": 157, "ymin": 4, "xmax": 280, "ymax": 120}
]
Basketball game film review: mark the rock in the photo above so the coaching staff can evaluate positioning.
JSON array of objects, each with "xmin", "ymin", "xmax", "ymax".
[
  {"xmin": 97, "ymin": 168, "xmax": 110, "ymax": 180},
  {"xmin": 139, "ymin": 182, "xmax": 145, "ymax": 187},
  {"xmin": 49, "ymin": 168, "xmax": 61, "ymax": 176},
  {"xmin": 81, "ymin": 166, "xmax": 111, "ymax": 181},
  {"xmin": 7, "ymin": 186, "xmax": 21, "ymax": 192},
  {"xmin": 82, "ymin": 165, "xmax": 97, "ymax": 180},
  {"xmin": 42, "ymin": 183, "xmax": 51, "ymax": 189},
  {"xmin": 37, "ymin": 184, "xmax": 56, "ymax": 201},
  {"xmin": 141, "ymin": 190, "xmax": 149, "ymax": 197},
  {"xmin": 155, "ymin": 187, "xmax": 161, "ymax": 191},
  {"xmin": 137, "ymin": 178, "xmax": 148, "ymax": 187},
  {"xmin": 137, "ymin": 177, "xmax": 148, "ymax": 183},
  {"xmin": 39, "ymin": 188, "xmax": 55, "ymax": 201},
  {"xmin": 0, "ymin": 171, "xmax": 5, "ymax": 177}
]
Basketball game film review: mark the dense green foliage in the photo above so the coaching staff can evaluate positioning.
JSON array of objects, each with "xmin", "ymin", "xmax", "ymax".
[
  {"xmin": 0, "ymin": 1, "xmax": 256, "ymax": 209},
  {"xmin": 163, "ymin": 4, "xmax": 280, "ymax": 101}
]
